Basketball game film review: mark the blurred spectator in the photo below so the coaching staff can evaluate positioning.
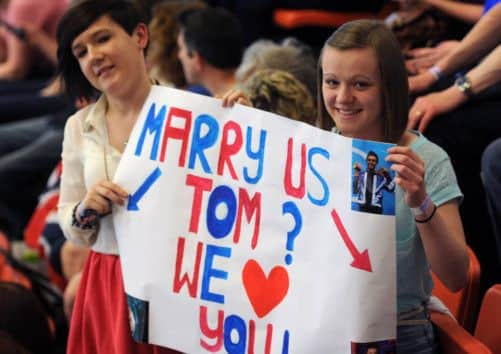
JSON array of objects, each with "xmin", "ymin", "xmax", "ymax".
[
  {"xmin": 236, "ymin": 37, "xmax": 317, "ymax": 98},
  {"xmin": 0, "ymin": 0, "xmax": 70, "ymax": 124},
  {"xmin": 406, "ymin": 3, "xmax": 501, "ymax": 289},
  {"xmin": 177, "ymin": 7, "xmax": 243, "ymax": 96},
  {"xmin": 221, "ymin": 68, "xmax": 316, "ymax": 126},
  {"xmin": 147, "ymin": 0, "xmax": 206, "ymax": 87},
  {"xmin": 23, "ymin": 160, "xmax": 89, "ymax": 324},
  {"xmin": 0, "ymin": 106, "xmax": 75, "ymax": 240},
  {"xmin": 408, "ymin": 3, "xmax": 501, "ymax": 131},
  {"xmin": 482, "ymin": 139, "xmax": 501, "ymax": 263},
  {"xmin": 0, "ymin": 0, "xmax": 73, "ymax": 242},
  {"xmin": 0, "ymin": 0, "xmax": 69, "ymax": 81},
  {"xmin": 400, "ymin": 0, "xmax": 500, "ymax": 74},
  {"xmin": 240, "ymin": 69, "xmax": 316, "ymax": 125},
  {"xmin": 24, "ymin": 162, "xmax": 89, "ymax": 288},
  {"xmin": 397, "ymin": 0, "xmax": 491, "ymax": 25}
]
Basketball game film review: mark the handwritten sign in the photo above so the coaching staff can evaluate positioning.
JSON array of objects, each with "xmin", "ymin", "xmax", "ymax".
[{"xmin": 113, "ymin": 86, "xmax": 396, "ymax": 353}]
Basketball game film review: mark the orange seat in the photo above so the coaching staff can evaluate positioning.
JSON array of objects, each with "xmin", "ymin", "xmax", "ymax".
[
  {"xmin": 474, "ymin": 284, "xmax": 501, "ymax": 354},
  {"xmin": 431, "ymin": 312, "xmax": 492, "ymax": 354},
  {"xmin": 273, "ymin": 3, "xmax": 398, "ymax": 30},
  {"xmin": 432, "ymin": 283, "xmax": 501, "ymax": 354},
  {"xmin": 431, "ymin": 246, "xmax": 481, "ymax": 332},
  {"xmin": 0, "ymin": 231, "xmax": 10, "ymax": 274},
  {"xmin": 0, "ymin": 232, "xmax": 31, "ymax": 288},
  {"xmin": 1, "ymin": 232, "xmax": 55, "ymax": 337}
]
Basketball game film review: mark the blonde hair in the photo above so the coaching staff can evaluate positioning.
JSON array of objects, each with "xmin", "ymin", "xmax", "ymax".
[{"xmin": 242, "ymin": 69, "xmax": 316, "ymax": 125}]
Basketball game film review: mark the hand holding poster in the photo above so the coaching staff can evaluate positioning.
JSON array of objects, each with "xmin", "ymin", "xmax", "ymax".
[{"xmin": 113, "ymin": 86, "xmax": 396, "ymax": 353}]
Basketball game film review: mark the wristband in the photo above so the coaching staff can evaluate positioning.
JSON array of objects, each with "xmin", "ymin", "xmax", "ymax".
[
  {"xmin": 410, "ymin": 195, "xmax": 432, "ymax": 217},
  {"xmin": 428, "ymin": 65, "xmax": 443, "ymax": 80},
  {"xmin": 415, "ymin": 204, "xmax": 437, "ymax": 224}
]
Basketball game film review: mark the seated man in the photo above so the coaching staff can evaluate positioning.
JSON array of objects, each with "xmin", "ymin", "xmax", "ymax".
[
  {"xmin": 24, "ymin": 161, "xmax": 89, "ymax": 319},
  {"xmin": 177, "ymin": 7, "xmax": 243, "ymax": 97}
]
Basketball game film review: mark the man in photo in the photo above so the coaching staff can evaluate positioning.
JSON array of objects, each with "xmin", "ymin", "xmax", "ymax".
[{"xmin": 353, "ymin": 150, "xmax": 395, "ymax": 214}]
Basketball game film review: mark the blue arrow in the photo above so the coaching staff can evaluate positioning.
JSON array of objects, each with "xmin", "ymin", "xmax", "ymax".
[{"xmin": 127, "ymin": 167, "xmax": 162, "ymax": 211}]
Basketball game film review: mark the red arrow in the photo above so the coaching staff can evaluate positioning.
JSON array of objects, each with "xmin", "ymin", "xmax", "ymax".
[{"xmin": 331, "ymin": 208, "xmax": 372, "ymax": 272}]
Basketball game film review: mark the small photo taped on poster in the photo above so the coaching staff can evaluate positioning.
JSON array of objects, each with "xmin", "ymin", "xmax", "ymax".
[
  {"xmin": 351, "ymin": 139, "xmax": 395, "ymax": 216},
  {"xmin": 127, "ymin": 293, "xmax": 149, "ymax": 343},
  {"xmin": 351, "ymin": 338, "xmax": 396, "ymax": 354}
]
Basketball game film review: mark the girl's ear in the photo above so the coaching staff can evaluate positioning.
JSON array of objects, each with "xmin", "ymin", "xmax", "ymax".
[{"xmin": 133, "ymin": 23, "xmax": 149, "ymax": 49}]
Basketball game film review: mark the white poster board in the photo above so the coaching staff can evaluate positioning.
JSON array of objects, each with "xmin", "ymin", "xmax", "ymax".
[{"xmin": 114, "ymin": 86, "xmax": 396, "ymax": 354}]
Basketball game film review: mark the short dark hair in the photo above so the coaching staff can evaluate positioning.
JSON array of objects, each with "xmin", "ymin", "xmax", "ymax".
[
  {"xmin": 147, "ymin": 0, "xmax": 206, "ymax": 87},
  {"xmin": 317, "ymin": 20, "xmax": 408, "ymax": 143},
  {"xmin": 178, "ymin": 7, "xmax": 243, "ymax": 69},
  {"xmin": 56, "ymin": 0, "xmax": 149, "ymax": 100},
  {"xmin": 367, "ymin": 150, "xmax": 379, "ymax": 163}
]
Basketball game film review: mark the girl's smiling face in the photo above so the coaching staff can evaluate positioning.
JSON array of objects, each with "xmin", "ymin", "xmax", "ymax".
[
  {"xmin": 71, "ymin": 15, "xmax": 147, "ymax": 97},
  {"xmin": 321, "ymin": 46, "xmax": 384, "ymax": 142}
]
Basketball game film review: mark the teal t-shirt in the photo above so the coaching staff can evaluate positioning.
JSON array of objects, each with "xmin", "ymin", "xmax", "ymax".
[{"xmin": 396, "ymin": 131, "xmax": 463, "ymax": 313}]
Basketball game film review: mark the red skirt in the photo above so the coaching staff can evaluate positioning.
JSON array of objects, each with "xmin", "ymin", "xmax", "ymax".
[{"xmin": 67, "ymin": 251, "xmax": 182, "ymax": 354}]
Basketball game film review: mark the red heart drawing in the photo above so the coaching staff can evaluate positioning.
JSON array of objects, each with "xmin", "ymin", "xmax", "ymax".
[{"xmin": 242, "ymin": 259, "xmax": 289, "ymax": 318}]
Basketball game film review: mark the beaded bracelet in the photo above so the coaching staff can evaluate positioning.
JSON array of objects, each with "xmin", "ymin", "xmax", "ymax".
[
  {"xmin": 71, "ymin": 203, "xmax": 100, "ymax": 229},
  {"xmin": 414, "ymin": 204, "xmax": 437, "ymax": 224}
]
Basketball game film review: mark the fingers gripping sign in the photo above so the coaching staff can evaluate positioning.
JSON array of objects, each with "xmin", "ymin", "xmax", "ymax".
[
  {"xmin": 385, "ymin": 146, "xmax": 427, "ymax": 208},
  {"xmin": 77, "ymin": 180, "xmax": 128, "ymax": 222},
  {"xmin": 221, "ymin": 88, "xmax": 252, "ymax": 108}
]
